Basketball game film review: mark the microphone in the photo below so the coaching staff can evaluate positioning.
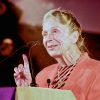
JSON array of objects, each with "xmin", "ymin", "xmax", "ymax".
[{"xmin": 47, "ymin": 79, "xmax": 51, "ymax": 88}]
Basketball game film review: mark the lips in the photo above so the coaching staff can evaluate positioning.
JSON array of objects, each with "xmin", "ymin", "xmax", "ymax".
[{"xmin": 47, "ymin": 44, "xmax": 58, "ymax": 50}]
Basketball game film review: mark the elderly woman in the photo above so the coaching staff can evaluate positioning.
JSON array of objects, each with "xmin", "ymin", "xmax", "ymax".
[{"xmin": 14, "ymin": 9, "xmax": 100, "ymax": 100}]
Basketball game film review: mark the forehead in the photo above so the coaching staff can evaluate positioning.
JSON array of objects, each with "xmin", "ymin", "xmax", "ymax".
[
  {"xmin": 43, "ymin": 18, "xmax": 69, "ymax": 31},
  {"xmin": 3, "ymin": 38, "xmax": 13, "ymax": 44}
]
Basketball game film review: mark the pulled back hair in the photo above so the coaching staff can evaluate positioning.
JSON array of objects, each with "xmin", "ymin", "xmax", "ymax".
[{"xmin": 43, "ymin": 8, "xmax": 86, "ymax": 53}]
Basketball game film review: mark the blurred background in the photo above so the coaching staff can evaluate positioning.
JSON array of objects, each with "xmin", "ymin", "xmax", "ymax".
[
  {"xmin": 13, "ymin": 0, "xmax": 100, "ymax": 32},
  {"xmin": 0, "ymin": 0, "xmax": 100, "ymax": 86}
]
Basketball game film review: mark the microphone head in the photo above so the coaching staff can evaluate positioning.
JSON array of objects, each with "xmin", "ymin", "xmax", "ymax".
[
  {"xmin": 47, "ymin": 79, "xmax": 51, "ymax": 84},
  {"xmin": 26, "ymin": 39, "xmax": 42, "ymax": 47}
]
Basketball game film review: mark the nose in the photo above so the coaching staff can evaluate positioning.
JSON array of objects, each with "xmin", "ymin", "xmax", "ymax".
[{"xmin": 47, "ymin": 33, "xmax": 54, "ymax": 40}]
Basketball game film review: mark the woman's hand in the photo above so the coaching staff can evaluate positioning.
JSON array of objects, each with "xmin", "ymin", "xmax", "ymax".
[{"xmin": 14, "ymin": 54, "xmax": 32, "ymax": 86}]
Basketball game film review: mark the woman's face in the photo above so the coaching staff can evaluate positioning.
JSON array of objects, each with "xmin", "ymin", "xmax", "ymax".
[{"xmin": 42, "ymin": 18, "xmax": 74, "ymax": 58}]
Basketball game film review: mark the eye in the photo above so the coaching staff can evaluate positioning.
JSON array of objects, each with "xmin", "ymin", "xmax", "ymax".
[
  {"xmin": 52, "ymin": 29, "xmax": 59, "ymax": 33},
  {"xmin": 42, "ymin": 31, "xmax": 48, "ymax": 37}
]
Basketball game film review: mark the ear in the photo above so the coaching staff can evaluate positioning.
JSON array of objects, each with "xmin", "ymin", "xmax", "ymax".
[
  {"xmin": 0, "ymin": 2, "xmax": 7, "ymax": 15},
  {"xmin": 70, "ymin": 31, "xmax": 79, "ymax": 44}
]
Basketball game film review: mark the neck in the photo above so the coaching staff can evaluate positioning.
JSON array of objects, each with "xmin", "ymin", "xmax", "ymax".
[
  {"xmin": 55, "ymin": 56, "xmax": 68, "ymax": 67},
  {"xmin": 64, "ymin": 44, "xmax": 82, "ymax": 65},
  {"xmin": 55, "ymin": 44, "xmax": 82, "ymax": 67}
]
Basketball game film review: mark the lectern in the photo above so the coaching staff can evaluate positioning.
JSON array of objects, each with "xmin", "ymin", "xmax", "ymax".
[{"xmin": 16, "ymin": 87, "xmax": 76, "ymax": 100}]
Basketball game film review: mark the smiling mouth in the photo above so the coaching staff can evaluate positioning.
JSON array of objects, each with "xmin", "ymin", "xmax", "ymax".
[{"xmin": 47, "ymin": 45, "xmax": 58, "ymax": 49}]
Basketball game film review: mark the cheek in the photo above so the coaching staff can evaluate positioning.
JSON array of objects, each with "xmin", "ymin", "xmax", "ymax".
[
  {"xmin": 55, "ymin": 32, "xmax": 68, "ymax": 42},
  {"xmin": 61, "ymin": 39, "xmax": 70, "ymax": 49},
  {"xmin": 57, "ymin": 36, "xmax": 66, "ymax": 45},
  {"xmin": 43, "ymin": 39, "xmax": 46, "ymax": 47}
]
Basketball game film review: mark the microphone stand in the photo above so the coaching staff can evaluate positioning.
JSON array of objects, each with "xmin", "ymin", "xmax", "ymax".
[{"xmin": 28, "ymin": 40, "xmax": 41, "ymax": 87}]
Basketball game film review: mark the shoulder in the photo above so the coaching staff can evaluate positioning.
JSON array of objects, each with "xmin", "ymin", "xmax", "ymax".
[
  {"xmin": 78, "ymin": 53, "xmax": 100, "ymax": 82},
  {"xmin": 75, "ymin": 53, "xmax": 100, "ymax": 98},
  {"xmin": 36, "ymin": 63, "xmax": 58, "ymax": 78},
  {"xmin": 35, "ymin": 63, "xmax": 58, "ymax": 87},
  {"xmin": 70, "ymin": 52, "xmax": 100, "ymax": 87},
  {"xmin": 69, "ymin": 53, "xmax": 100, "ymax": 99},
  {"xmin": 77, "ymin": 52, "xmax": 100, "ymax": 71}
]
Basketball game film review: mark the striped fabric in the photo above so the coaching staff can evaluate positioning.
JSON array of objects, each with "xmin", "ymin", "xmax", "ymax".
[{"xmin": 51, "ymin": 65, "xmax": 75, "ymax": 89}]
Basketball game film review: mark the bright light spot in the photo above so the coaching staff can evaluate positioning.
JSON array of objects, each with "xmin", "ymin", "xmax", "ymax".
[{"xmin": 13, "ymin": 0, "xmax": 55, "ymax": 26}]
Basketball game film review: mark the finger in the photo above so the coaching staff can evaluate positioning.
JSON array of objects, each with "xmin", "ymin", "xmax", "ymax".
[
  {"xmin": 22, "ymin": 54, "xmax": 30, "ymax": 70},
  {"xmin": 14, "ymin": 67, "xmax": 19, "ymax": 73},
  {"xmin": 14, "ymin": 76, "xmax": 21, "ymax": 86},
  {"xmin": 18, "ymin": 64, "xmax": 23, "ymax": 69},
  {"xmin": 14, "ymin": 73, "xmax": 19, "ymax": 77},
  {"xmin": 18, "ymin": 64, "xmax": 24, "ymax": 72}
]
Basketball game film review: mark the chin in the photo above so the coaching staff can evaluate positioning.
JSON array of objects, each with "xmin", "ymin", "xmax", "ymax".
[{"xmin": 48, "ymin": 51, "xmax": 61, "ymax": 58}]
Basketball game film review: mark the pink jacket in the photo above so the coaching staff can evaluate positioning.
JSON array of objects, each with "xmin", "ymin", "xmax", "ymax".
[{"xmin": 36, "ymin": 53, "xmax": 100, "ymax": 100}]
